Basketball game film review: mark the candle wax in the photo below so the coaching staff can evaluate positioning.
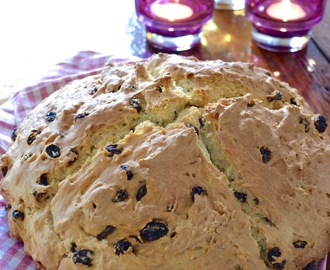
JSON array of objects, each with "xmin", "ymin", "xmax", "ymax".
[
  {"xmin": 151, "ymin": 3, "xmax": 193, "ymax": 21},
  {"xmin": 266, "ymin": 0, "xmax": 307, "ymax": 21}
]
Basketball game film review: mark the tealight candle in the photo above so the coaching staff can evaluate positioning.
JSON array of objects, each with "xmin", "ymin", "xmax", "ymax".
[
  {"xmin": 151, "ymin": 3, "xmax": 193, "ymax": 21},
  {"xmin": 245, "ymin": 0, "xmax": 327, "ymax": 52},
  {"xmin": 135, "ymin": 0, "xmax": 214, "ymax": 51},
  {"xmin": 266, "ymin": 0, "xmax": 307, "ymax": 22}
]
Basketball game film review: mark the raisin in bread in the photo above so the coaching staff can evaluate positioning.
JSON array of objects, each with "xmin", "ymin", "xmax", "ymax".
[{"xmin": 1, "ymin": 53, "xmax": 329, "ymax": 270}]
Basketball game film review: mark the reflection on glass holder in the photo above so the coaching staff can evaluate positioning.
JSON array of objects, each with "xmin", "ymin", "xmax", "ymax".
[
  {"xmin": 250, "ymin": 27, "xmax": 311, "ymax": 52},
  {"xmin": 146, "ymin": 32, "xmax": 203, "ymax": 51}
]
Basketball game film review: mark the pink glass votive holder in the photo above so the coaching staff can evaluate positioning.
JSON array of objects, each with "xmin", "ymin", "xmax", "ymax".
[
  {"xmin": 245, "ymin": 0, "xmax": 327, "ymax": 52},
  {"xmin": 135, "ymin": 0, "xmax": 214, "ymax": 51}
]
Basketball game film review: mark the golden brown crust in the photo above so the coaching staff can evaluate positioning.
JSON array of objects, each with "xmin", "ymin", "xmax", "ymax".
[{"xmin": 1, "ymin": 53, "xmax": 329, "ymax": 269}]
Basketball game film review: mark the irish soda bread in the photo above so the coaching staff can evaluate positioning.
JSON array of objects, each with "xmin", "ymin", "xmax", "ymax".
[{"xmin": 1, "ymin": 53, "xmax": 329, "ymax": 270}]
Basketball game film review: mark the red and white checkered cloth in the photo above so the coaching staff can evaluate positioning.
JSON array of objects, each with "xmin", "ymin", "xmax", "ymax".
[{"xmin": 0, "ymin": 51, "xmax": 327, "ymax": 269}]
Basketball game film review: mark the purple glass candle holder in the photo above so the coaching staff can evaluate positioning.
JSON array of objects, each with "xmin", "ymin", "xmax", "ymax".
[
  {"xmin": 135, "ymin": 0, "xmax": 214, "ymax": 51},
  {"xmin": 245, "ymin": 0, "xmax": 327, "ymax": 52}
]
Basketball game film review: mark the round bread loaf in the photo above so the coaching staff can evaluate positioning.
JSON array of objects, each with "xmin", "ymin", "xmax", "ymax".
[{"xmin": 1, "ymin": 53, "xmax": 329, "ymax": 270}]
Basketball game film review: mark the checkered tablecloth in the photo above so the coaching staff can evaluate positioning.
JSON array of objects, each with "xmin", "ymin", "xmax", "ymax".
[{"xmin": 0, "ymin": 51, "xmax": 327, "ymax": 269}]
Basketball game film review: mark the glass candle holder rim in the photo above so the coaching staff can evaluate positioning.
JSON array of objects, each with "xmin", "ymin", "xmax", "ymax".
[
  {"xmin": 137, "ymin": 14, "xmax": 214, "ymax": 31},
  {"xmin": 245, "ymin": 0, "xmax": 327, "ymax": 22},
  {"xmin": 246, "ymin": 12, "xmax": 325, "ymax": 31}
]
